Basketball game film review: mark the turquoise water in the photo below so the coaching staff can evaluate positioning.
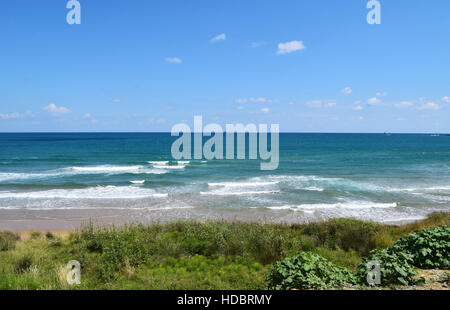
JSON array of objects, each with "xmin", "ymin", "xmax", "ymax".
[{"xmin": 0, "ymin": 133, "xmax": 449, "ymax": 223}]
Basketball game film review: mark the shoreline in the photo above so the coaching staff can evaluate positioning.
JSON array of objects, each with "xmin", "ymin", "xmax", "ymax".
[{"xmin": 0, "ymin": 207, "xmax": 433, "ymax": 231}]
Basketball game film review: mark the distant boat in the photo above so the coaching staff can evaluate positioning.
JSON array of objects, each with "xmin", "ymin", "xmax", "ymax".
[{"xmin": 384, "ymin": 132, "xmax": 391, "ymax": 136}]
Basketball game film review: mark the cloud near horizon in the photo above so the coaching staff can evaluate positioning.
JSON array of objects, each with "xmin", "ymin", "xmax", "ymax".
[
  {"xmin": 417, "ymin": 102, "xmax": 440, "ymax": 110},
  {"xmin": 44, "ymin": 104, "xmax": 70, "ymax": 115},
  {"xmin": 0, "ymin": 112, "xmax": 22, "ymax": 120}
]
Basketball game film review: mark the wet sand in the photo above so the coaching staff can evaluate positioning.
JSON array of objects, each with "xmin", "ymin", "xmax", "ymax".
[
  {"xmin": 0, "ymin": 209, "xmax": 139, "ymax": 231},
  {"xmin": 0, "ymin": 207, "xmax": 304, "ymax": 231},
  {"xmin": 0, "ymin": 207, "xmax": 424, "ymax": 231}
]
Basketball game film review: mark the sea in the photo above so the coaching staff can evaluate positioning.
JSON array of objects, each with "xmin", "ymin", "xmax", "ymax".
[{"xmin": 0, "ymin": 133, "xmax": 449, "ymax": 224}]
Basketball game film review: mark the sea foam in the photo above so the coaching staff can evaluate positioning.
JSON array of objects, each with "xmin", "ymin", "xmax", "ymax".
[
  {"xmin": 267, "ymin": 201, "xmax": 398, "ymax": 211},
  {"xmin": 0, "ymin": 186, "xmax": 168, "ymax": 199}
]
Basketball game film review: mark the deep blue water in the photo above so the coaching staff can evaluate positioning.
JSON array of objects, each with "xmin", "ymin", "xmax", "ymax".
[{"xmin": 0, "ymin": 133, "xmax": 449, "ymax": 222}]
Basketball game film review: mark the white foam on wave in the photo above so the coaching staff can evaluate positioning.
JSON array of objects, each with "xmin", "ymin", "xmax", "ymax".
[
  {"xmin": 264, "ymin": 174, "xmax": 386, "ymax": 191},
  {"xmin": 146, "ymin": 206, "xmax": 194, "ymax": 211},
  {"xmin": 202, "ymin": 180, "xmax": 279, "ymax": 196},
  {"xmin": 200, "ymin": 190, "xmax": 279, "ymax": 196},
  {"xmin": 208, "ymin": 181, "xmax": 278, "ymax": 188},
  {"xmin": 0, "ymin": 165, "xmax": 167, "ymax": 182},
  {"xmin": 267, "ymin": 201, "xmax": 397, "ymax": 211},
  {"xmin": 178, "ymin": 161, "xmax": 190, "ymax": 165},
  {"xmin": 153, "ymin": 165, "xmax": 185, "ymax": 170},
  {"xmin": 148, "ymin": 161, "xmax": 169, "ymax": 165},
  {"xmin": 66, "ymin": 165, "xmax": 166, "ymax": 174},
  {"xmin": 266, "ymin": 175, "xmax": 341, "ymax": 182},
  {"xmin": 148, "ymin": 161, "xmax": 186, "ymax": 169},
  {"xmin": 398, "ymin": 186, "xmax": 450, "ymax": 192},
  {"xmin": 0, "ymin": 186, "xmax": 168, "ymax": 199},
  {"xmin": 266, "ymin": 205, "xmax": 292, "ymax": 210},
  {"xmin": 302, "ymin": 186, "xmax": 324, "ymax": 192},
  {"xmin": 69, "ymin": 165, "xmax": 142, "ymax": 172},
  {"xmin": 130, "ymin": 180, "xmax": 145, "ymax": 184},
  {"xmin": 0, "ymin": 172, "xmax": 61, "ymax": 182},
  {"xmin": 416, "ymin": 193, "xmax": 450, "ymax": 202}
]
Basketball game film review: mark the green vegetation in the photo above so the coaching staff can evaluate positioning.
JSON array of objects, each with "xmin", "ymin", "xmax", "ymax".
[
  {"xmin": 266, "ymin": 252, "xmax": 355, "ymax": 289},
  {"xmin": 353, "ymin": 225, "xmax": 450, "ymax": 286},
  {"xmin": 0, "ymin": 212, "xmax": 448, "ymax": 290},
  {"xmin": 392, "ymin": 225, "xmax": 449, "ymax": 269},
  {"xmin": 0, "ymin": 232, "xmax": 20, "ymax": 252},
  {"xmin": 356, "ymin": 249, "xmax": 416, "ymax": 286}
]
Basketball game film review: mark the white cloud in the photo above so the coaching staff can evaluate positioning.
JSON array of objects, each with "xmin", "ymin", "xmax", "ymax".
[
  {"xmin": 341, "ymin": 87, "xmax": 352, "ymax": 95},
  {"xmin": 417, "ymin": 102, "xmax": 439, "ymax": 110},
  {"xmin": 441, "ymin": 96, "xmax": 450, "ymax": 103},
  {"xmin": 354, "ymin": 101, "xmax": 361, "ymax": 105},
  {"xmin": 237, "ymin": 106, "xmax": 244, "ymax": 110},
  {"xmin": 112, "ymin": 98, "xmax": 120, "ymax": 103},
  {"xmin": 276, "ymin": 40, "xmax": 305, "ymax": 55},
  {"xmin": 83, "ymin": 113, "xmax": 92, "ymax": 119},
  {"xmin": 165, "ymin": 57, "xmax": 182, "ymax": 64},
  {"xmin": 358, "ymin": 116, "xmax": 364, "ymax": 121},
  {"xmin": 395, "ymin": 101, "xmax": 413, "ymax": 108},
  {"xmin": 367, "ymin": 97, "xmax": 381, "ymax": 105},
  {"xmin": 306, "ymin": 100, "xmax": 336, "ymax": 108},
  {"xmin": 210, "ymin": 33, "xmax": 226, "ymax": 43},
  {"xmin": 353, "ymin": 105, "xmax": 363, "ymax": 111},
  {"xmin": 376, "ymin": 92, "xmax": 388, "ymax": 97},
  {"xmin": 44, "ymin": 104, "xmax": 70, "ymax": 115},
  {"xmin": 261, "ymin": 108, "xmax": 270, "ymax": 113},
  {"xmin": 0, "ymin": 112, "xmax": 21, "ymax": 120},
  {"xmin": 235, "ymin": 97, "xmax": 278, "ymax": 104}
]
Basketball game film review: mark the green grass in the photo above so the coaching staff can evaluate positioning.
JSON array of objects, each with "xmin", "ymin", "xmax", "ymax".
[
  {"xmin": 0, "ymin": 232, "xmax": 20, "ymax": 252},
  {"xmin": 0, "ymin": 212, "xmax": 448, "ymax": 290}
]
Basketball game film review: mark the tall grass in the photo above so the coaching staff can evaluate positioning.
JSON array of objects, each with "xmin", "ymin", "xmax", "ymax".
[
  {"xmin": 0, "ymin": 212, "xmax": 448, "ymax": 290},
  {"xmin": 0, "ymin": 232, "xmax": 20, "ymax": 252}
]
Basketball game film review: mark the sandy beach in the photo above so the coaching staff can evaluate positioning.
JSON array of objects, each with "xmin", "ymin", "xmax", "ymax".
[{"xmin": 0, "ymin": 206, "xmax": 431, "ymax": 231}]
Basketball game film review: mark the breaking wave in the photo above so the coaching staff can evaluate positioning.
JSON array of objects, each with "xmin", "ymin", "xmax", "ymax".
[{"xmin": 0, "ymin": 186, "xmax": 168, "ymax": 199}]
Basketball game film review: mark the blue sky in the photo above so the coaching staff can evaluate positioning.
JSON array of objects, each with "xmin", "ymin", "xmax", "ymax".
[{"xmin": 1, "ymin": 0, "xmax": 449, "ymax": 133}]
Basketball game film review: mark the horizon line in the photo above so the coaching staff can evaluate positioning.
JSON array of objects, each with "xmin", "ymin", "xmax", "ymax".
[{"xmin": 0, "ymin": 131, "xmax": 448, "ymax": 135}]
